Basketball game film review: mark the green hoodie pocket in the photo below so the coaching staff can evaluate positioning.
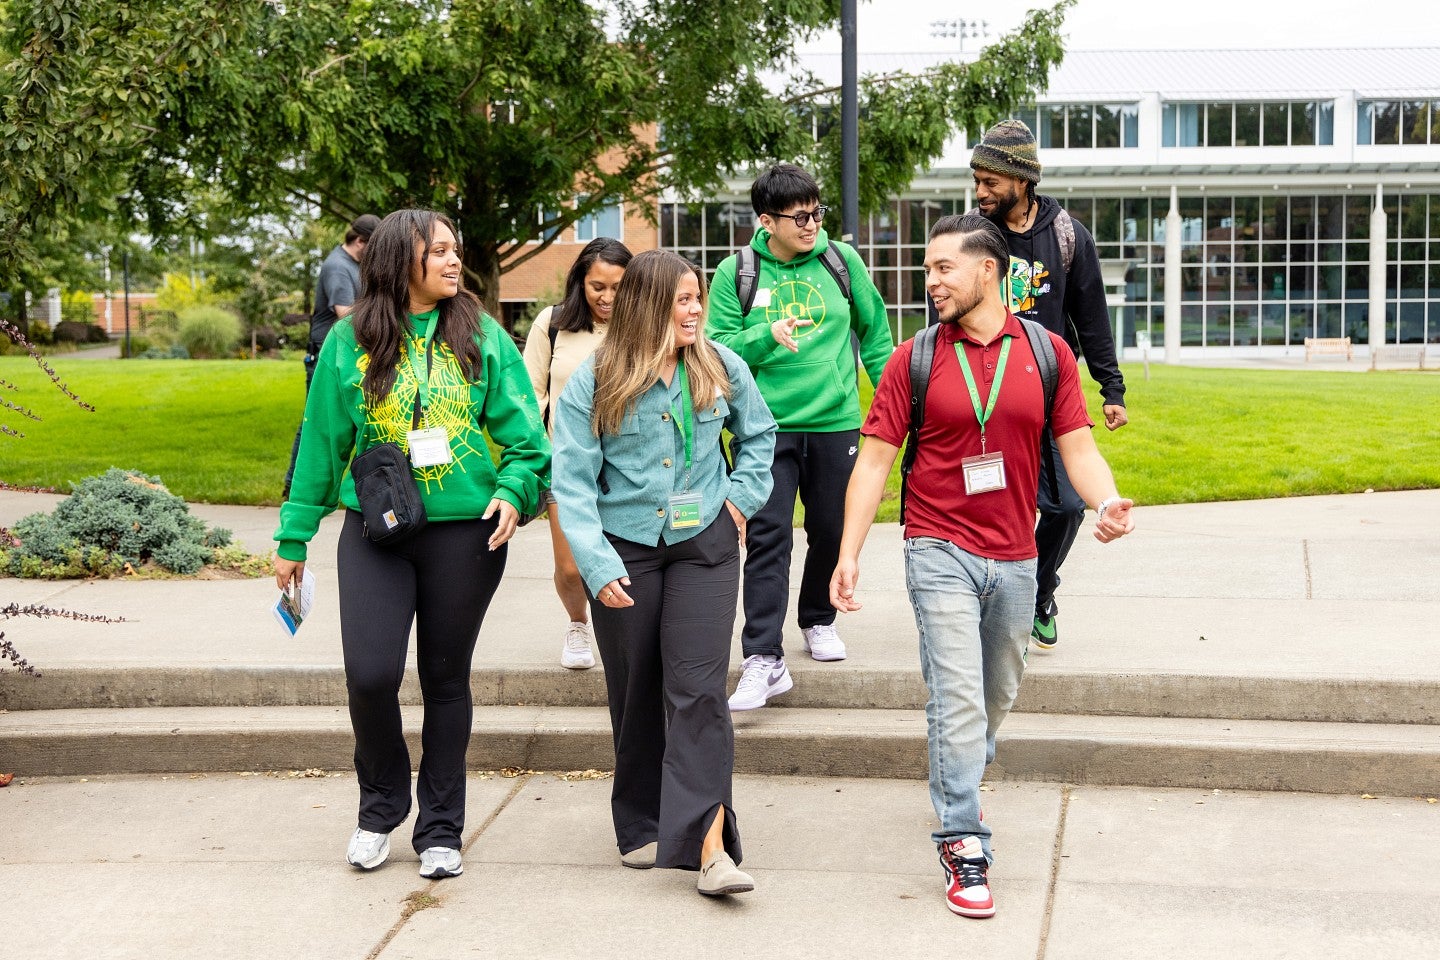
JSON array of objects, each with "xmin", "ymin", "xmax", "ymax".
[{"xmin": 754, "ymin": 358, "xmax": 849, "ymax": 429}]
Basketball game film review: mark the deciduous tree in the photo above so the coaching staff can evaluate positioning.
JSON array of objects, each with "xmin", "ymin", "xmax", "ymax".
[{"xmin": 1, "ymin": 0, "xmax": 1073, "ymax": 316}]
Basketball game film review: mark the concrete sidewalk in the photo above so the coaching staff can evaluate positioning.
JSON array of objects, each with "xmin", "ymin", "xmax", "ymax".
[
  {"xmin": 3, "ymin": 489, "xmax": 1439, "ymax": 792},
  {"xmin": 4, "ymin": 488, "xmax": 1437, "ymax": 688},
  {"xmin": 3, "ymin": 771, "xmax": 1436, "ymax": 960},
  {"xmin": 2, "ymin": 490, "xmax": 1439, "ymax": 957}
]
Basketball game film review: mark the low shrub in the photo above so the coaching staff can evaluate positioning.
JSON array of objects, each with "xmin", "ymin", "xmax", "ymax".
[
  {"xmin": 137, "ymin": 344, "xmax": 190, "ymax": 360},
  {"xmin": 53, "ymin": 320, "xmax": 109, "ymax": 343},
  {"xmin": 23, "ymin": 322, "xmax": 54, "ymax": 346},
  {"xmin": 121, "ymin": 335, "xmax": 152, "ymax": 358},
  {"xmin": 141, "ymin": 309, "xmax": 181, "ymax": 348},
  {"xmin": 2, "ymin": 468, "xmax": 242, "ymax": 577},
  {"xmin": 177, "ymin": 306, "xmax": 241, "ymax": 359}
]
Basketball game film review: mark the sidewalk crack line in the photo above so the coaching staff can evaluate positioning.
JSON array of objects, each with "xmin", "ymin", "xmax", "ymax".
[
  {"xmin": 1302, "ymin": 539, "xmax": 1313, "ymax": 600},
  {"xmin": 1034, "ymin": 783, "xmax": 1071, "ymax": 960},
  {"xmin": 365, "ymin": 772, "xmax": 532, "ymax": 960}
]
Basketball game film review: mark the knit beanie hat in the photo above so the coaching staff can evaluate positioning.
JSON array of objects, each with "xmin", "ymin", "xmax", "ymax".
[{"xmin": 970, "ymin": 119, "xmax": 1042, "ymax": 183}]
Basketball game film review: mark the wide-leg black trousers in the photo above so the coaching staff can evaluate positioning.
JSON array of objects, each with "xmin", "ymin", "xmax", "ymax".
[{"xmin": 589, "ymin": 510, "xmax": 743, "ymax": 869}]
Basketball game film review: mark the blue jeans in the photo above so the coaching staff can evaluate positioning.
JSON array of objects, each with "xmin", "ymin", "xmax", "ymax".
[{"xmin": 904, "ymin": 536, "xmax": 1036, "ymax": 862}]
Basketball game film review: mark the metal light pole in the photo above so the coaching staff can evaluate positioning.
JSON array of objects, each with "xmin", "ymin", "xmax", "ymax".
[
  {"xmin": 840, "ymin": 0, "xmax": 858, "ymax": 244},
  {"xmin": 123, "ymin": 249, "xmax": 131, "ymax": 358}
]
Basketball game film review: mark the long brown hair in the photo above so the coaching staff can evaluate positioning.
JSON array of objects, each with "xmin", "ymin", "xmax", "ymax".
[
  {"xmin": 590, "ymin": 250, "xmax": 731, "ymax": 436},
  {"xmin": 352, "ymin": 209, "xmax": 484, "ymax": 399}
]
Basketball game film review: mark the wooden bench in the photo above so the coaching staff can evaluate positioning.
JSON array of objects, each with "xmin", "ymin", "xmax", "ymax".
[
  {"xmin": 1370, "ymin": 344, "xmax": 1429, "ymax": 370},
  {"xmin": 1304, "ymin": 337, "xmax": 1352, "ymax": 362}
]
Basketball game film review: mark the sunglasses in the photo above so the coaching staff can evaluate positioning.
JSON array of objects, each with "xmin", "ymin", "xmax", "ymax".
[{"xmin": 768, "ymin": 205, "xmax": 828, "ymax": 229}]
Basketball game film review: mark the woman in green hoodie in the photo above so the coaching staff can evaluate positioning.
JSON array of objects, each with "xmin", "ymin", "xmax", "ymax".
[{"xmin": 273, "ymin": 209, "xmax": 549, "ymax": 881}]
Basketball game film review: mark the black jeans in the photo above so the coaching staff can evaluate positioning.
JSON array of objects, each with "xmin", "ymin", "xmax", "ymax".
[
  {"xmin": 337, "ymin": 510, "xmax": 506, "ymax": 852},
  {"xmin": 1034, "ymin": 432, "xmax": 1087, "ymax": 619},
  {"xmin": 589, "ymin": 510, "xmax": 742, "ymax": 870},
  {"xmin": 738, "ymin": 429, "xmax": 858, "ymax": 659}
]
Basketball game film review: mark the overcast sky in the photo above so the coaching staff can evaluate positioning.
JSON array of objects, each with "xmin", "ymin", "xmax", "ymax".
[{"xmin": 796, "ymin": 0, "xmax": 1438, "ymax": 54}]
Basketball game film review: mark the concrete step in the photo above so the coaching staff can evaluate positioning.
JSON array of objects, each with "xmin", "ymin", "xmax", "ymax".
[
  {"xmin": 4, "ymin": 664, "xmax": 1436, "ymax": 725},
  {"xmin": 5, "ymin": 704, "xmax": 1437, "ymax": 795}
]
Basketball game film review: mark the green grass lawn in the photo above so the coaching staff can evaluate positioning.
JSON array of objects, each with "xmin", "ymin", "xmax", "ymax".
[
  {"xmin": 2, "ymin": 356, "xmax": 1438, "ymax": 513},
  {"xmin": 1, "ymin": 356, "xmax": 302, "ymax": 505}
]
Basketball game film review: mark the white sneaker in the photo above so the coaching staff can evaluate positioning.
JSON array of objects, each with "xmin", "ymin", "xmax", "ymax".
[
  {"xmin": 560, "ymin": 621, "xmax": 595, "ymax": 670},
  {"xmin": 346, "ymin": 828, "xmax": 390, "ymax": 870},
  {"xmin": 801, "ymin": 624, "xmax": 847, "ymax": 661},
  {"xmin": 418, "ymin": 846, "xmax": 463, "ymax": 879},
  {"xmin": 727, "ymin": 655, "xmax": 793, "ymax": 711}
]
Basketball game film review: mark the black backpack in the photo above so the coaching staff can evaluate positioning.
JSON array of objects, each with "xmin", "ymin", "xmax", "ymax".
[
  {"xmin": 734, "ymin": 243, "xmax": 852, "ymax": 316},
  {"xmin": 899, "ymin": 318, "xmax": 1059, "ymax": 522}
]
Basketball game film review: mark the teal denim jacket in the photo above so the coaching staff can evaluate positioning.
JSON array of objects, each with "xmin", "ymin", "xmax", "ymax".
[{"xmin": 551, "ymin": 341, "xmax": 777, "ymax": 597}]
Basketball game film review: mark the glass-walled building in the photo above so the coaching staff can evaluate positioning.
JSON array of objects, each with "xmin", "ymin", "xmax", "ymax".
[{"xmin": 659, "ymin": 48, "xmax": 1440, "ymax": 359}]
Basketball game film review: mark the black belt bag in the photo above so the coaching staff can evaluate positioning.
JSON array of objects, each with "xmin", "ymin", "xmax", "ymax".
[
  {"xmin": 351, "ymin": 338, "xmax": 433, "ymax": 547},
  {"xmin": 352, "ymin": 440, "xmax": 427, "ymax": 546}
]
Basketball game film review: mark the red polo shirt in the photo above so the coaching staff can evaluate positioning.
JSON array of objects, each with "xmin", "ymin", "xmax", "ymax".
[{"xmin": 863, "ymin": 313, "xmax": 1092, "ymax": 560}]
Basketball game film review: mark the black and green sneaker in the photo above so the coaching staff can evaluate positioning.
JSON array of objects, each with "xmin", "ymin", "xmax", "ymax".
[{"xmin": 1031, "ymin": 614, "xmax": 1058, "ymax": 650}]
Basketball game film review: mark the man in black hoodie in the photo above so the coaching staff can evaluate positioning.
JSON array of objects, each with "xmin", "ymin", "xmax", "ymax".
[{"xmin": 970, "ymin": 119, "xmax": 1128, "ymax": 651}]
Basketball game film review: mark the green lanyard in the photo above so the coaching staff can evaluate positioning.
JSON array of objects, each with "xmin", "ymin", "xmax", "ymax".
[
  {"xmin": 668, "ymin": 361, "xmax": 694, "ymax": 478},
  {"xmin": 954, "ymin": 335, "xmax": 1012, "ymax": 454},
  {"xmin": 406, "ymin": 310, "xmax": 441, "ymax": 416}
]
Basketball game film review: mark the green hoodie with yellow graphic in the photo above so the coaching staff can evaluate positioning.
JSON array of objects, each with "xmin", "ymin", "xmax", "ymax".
[
  {"xmin": 274, "ymin": 311, "xmax": 550, "ymax": 561},
  {"xmin": 707, "ymin": 228, "xmax": 893, "ymax": 432}
]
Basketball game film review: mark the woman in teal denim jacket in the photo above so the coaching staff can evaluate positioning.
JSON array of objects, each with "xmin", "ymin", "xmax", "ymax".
[{"xmin": 551, "ymin": 250, "xmax": 776, "ymax": 897}]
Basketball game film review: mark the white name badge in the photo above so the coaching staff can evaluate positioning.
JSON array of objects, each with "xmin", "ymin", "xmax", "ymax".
[
  {"xmin": 752, "ymin": 287, "xmax": 773, "ymax": 309},
  {"xmin": 407, "ymin": 427, "xmax": 453, "ymax": 467},
  {"xmin": 962, "ymin": 451, "xmax": 1006, "ymax": 495}
]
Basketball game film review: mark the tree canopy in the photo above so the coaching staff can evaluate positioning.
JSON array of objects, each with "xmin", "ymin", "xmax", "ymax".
[{"xmin": 1, "ymin": 0, "xmax": 1074, "ymax": 310}]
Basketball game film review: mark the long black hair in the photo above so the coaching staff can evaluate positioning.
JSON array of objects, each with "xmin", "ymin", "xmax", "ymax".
[
  {"xmin": 552, "ymin": 237, "xmax": 632, "ymax": 334},
  {"xmin": 352, "ymin": 209, "xmax": 485, "ymax": 400}
]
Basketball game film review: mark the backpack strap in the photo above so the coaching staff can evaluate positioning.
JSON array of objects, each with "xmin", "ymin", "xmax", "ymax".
[
  {"xmin": 736, "ymin": 243, "xmax": 856, "ymax": 319},
  {"xmin": 817, "ymin": 243, "xmax": 853, "ymax": 302},
  {"xmin": 1055, "ymin": 208, "xmax": 1076, "ymax": 274},
  {"xmin": 899, "ymin": 323, "xmax": 941, "ymax": 524},
  {"xmin": 540, "ymin": 307, "xmax": 560, "ymax": 429},
  {"xmin": 1018, "ymin": 317, "xmax": 1061, "ymax": 504},
  {"xmin": 735, "ymin": 247, "xmax": 761, "ymax": 317}
]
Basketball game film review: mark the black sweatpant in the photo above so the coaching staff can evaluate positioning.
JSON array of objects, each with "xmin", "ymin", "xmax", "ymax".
[
  {"xmin": 1034, "ymin": 432, "xmax": 1087, "ymax": 619},
  {"xmin": 738, "ymin": 429, "xmax": 858, "ymax": 659},
  {"xmin": 337, "ymin": 510, "xmax": 506, "ymax": 852},
  {"xmin": 589, "ymin": 510, "xmax": 742, "ymax": 870}
]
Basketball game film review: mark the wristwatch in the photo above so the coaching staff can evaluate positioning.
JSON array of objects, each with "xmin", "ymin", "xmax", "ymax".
[{"xmin": 1096, "ymin": 497, "xmax": 1120, "ymax": 519}]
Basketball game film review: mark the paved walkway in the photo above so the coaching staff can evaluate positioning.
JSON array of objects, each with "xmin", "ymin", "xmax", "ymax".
[
  {"xmin": 4, "ymin": 770, "xmax": 1437, "ymax": 960},
  {"xmin": 2, "ymin": 489, "xmax": 1438, "ymax": 957},
  {"xmin": 4, "ymin": 489, "xmax": 1437, "ymax": 696}
]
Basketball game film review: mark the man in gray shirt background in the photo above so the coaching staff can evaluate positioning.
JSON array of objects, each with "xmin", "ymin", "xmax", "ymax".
[{"xmin": 283, "ymin": 213, "xmax": 379, "ymax": 499}]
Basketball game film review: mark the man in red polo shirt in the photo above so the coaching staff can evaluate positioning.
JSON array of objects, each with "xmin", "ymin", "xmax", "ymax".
[{"xmin": 830, "ymin": 214, "xmax": 1135, "ymax": 921}]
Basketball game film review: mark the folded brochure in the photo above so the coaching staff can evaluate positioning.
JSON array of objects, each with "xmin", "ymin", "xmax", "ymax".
[{"xmin": 273, "ymin": 567, "xmax": 316, "ymax": 637}]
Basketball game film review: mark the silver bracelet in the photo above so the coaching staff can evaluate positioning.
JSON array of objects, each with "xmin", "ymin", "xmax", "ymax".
[{"xmin": 1096, "ymin": 497, "xmax": 1119, "ymax": 519}]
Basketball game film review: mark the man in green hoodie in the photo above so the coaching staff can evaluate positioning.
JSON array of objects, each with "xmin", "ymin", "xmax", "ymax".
[{"xmin": 708, "ymin": 163, "xmax": 894, "ymax": 710}]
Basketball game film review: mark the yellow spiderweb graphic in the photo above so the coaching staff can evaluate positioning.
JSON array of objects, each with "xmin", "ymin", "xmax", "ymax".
[
  {"xmin": 359, "ymin": 335, "xmax": 484, "ymax": 494},
  {"xmin": 764, "ymin": 278, "xmax": 827, "ymax": 338}
]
